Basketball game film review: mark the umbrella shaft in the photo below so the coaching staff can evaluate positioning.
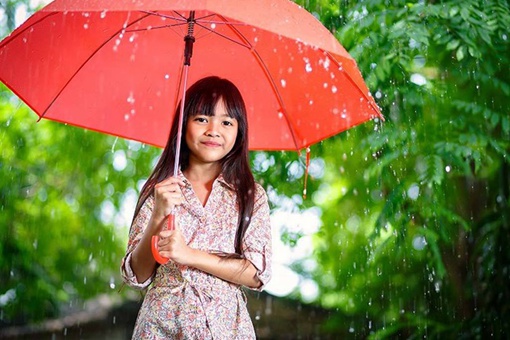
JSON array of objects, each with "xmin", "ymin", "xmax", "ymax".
[{"xmin": 184, "ymin": 11, "xmax": 196, "ymax": 66}]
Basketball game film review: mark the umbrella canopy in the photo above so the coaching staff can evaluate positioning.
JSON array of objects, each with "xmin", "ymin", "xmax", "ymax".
[{"xmin": 0, "ymin": 0, "xmax": 382, "ymax": 152}]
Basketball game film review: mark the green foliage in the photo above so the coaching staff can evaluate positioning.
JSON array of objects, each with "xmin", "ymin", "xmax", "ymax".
[
  {"xmin": 291, "ymin": 0, "xmax": 510, "ymax": 338},
  {"xmin": 0, "ymin": 93, "xmax": 160, "ymax": 325}
]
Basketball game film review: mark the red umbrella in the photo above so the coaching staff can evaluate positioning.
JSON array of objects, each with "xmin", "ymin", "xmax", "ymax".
[
  {"xmin": 0, "ymin": 0, "xmax": 382, "ymax": 152},
  {"xmin": 0, "ymin": 0, "xmax": 383, "ymax": 263}
]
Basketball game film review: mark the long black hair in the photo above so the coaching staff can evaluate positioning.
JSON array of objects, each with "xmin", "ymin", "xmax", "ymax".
[{"xmin": 133, "ymin": 76, "xmax": 255, "ymax": 255}]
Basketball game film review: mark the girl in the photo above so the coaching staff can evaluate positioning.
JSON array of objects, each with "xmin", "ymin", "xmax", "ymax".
[{"xmin": 121, "ymin": 76, "xmax": 272, "ymax": 339}]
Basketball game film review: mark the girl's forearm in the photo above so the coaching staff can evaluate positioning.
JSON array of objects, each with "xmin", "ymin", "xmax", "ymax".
[{"xmin": 186, "ymin": 249, "xmax": 261, "ymax": 289}]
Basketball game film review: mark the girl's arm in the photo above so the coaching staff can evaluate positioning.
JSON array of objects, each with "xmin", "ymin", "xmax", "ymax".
[
  {"xmin": 158, "ymin": 184, "xmax": 271, "ymax": 289},
  {"xmin": 158, "ymin": 227, "xmax": 261, "ymax": 288}
]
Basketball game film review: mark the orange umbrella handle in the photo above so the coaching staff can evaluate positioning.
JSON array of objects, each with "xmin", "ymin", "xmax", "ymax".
[{"xmin": 151, "ymin": 214, "xmax": 175, "ymax": 264}]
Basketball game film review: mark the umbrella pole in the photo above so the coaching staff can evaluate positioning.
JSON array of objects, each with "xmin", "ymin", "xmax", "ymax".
[{"xmin": 152, "ymin": 11, "xmax": 196, "ymax": 265}]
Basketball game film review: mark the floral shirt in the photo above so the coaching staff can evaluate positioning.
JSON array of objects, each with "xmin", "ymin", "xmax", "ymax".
[{"xmin": 121, "ymin": 173, "xmax": 272, "ymax": 339}]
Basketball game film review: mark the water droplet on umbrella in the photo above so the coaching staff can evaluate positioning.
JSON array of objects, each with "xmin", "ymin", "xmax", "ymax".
[
  {"xmin": 305, "ymin": 63, "xmax": 312, "ymax": 72},
  {"xmin": 100, "ymin": 10, "xmax": 107, "ymax": 19},
  {"xmin": 331, "ymin": 85, "xmax": 338, "ymax": 93},
  {"xmin": 323, "ymin": 82, "xmax": 328, "ymax": 89},
  {"xmin": 278, "ymin": 112, "xmax": 284, "ymax": 119},
  {"xmin": 124, "ymin": 114, "xmax": 130, "ymax": 121},
  {"xmin": 164, "ymin": 74, "xmax": 170, "ymax": 80},
  {"xmin": 210, "ymin": 23, "xmax": 216, "ymax": 29},
  {"xmin": 280, "ymin": 79, "xmax": 286, "ymax": 87},
  {"xmin": 127, "ymin": 92, "xmax": 135, "ymax": 104}
]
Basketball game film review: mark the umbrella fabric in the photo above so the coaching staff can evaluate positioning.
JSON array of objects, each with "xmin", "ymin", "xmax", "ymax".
[{"xmin": 0, "ymin": 0, "xmax": 382, "ymax": 151}]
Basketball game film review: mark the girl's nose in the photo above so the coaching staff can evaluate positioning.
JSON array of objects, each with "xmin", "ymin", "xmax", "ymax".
[{"xmin": 205, "ymin": 121, "xmax": 220, "ymax": 137}]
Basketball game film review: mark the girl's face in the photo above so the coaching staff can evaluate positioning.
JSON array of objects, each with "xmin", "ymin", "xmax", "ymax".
[{"xmin": 185, "ymin": 98, "xmax": 238, "ymax": 166}]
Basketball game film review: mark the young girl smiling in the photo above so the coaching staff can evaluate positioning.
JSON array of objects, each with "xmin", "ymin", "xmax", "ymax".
[{"xmin": 121, "ymin": 76, "xmax": 272, "ymax": 339}]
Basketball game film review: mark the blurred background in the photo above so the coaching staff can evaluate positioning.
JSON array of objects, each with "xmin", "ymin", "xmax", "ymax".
[{"xmin": 1, "ymin": 0, "xmax": 509, "ymax": 338}]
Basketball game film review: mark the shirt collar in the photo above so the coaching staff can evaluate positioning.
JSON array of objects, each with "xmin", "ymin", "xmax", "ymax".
[{"xmin": 178, "ymin": 170, "xmax": 234, "ymax": 191}]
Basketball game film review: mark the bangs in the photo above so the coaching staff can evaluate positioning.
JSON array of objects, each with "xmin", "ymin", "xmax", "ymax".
[{"xmin": 187, "ymin": 90, "xmax": 243, "ymax": 121}]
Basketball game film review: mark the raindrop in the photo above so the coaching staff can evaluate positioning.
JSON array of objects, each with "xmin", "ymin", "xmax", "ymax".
[
  {"xmin": 331, "ymin": 85, "xmax": 338, "ymax": 93},
  {"xmin": 305, "ymin": 63, "xmax": 313, "ymax": 73},
  {"xmin": 210, "ymin": 23, "xmax": 216, "ymax": 29},
  {"xmin": 445, "ymin": 165, "xmax": 451, "ymax": 172},
  {"xmin": 280, "ymin": 79, "xmax": 286, "ymax": 87},
  {"xmin": 127, "ymin": 92, "xmax": 135, "ymax": 104},
  {"xmin": 407, "ymin": 184, "xmax": 420, "ymax": 200},
  {"xmin": 100, "ymin": 10, "xmax": 107, "ymax": 19},
  {"xmin": 111, "ymin": 137, "xmax": 118, "ymax": 153},
  {"xmin": 410, "ymin": 73, "xmax": 427, "ymax": 86},
  {"xmin": 503, "ymin": 34, "xmax": 508, "ymax": 40},
  {"xmin": 287, "ymin": 67, "xmax": 293, "ymax": 74},
  {"xmin": 278, "ymin": 112, "xmax": 284, "ymax": 119},
  {"xmin": 164, "ymin": 74, "xmax": 170, "ymax": 80},
  {"xmin": 323, "ymin": 82, "xmax": 328, "ymax": 89},
  {"xmin": 412, "ymin": 236, "xmax": 427, "ymax": 250},
  {"xmin": 22, "ymin": 37, "xmax": 27, "ymax": 43},
  {"xmin": 83, "ymin": 23, "xmax": 89, "ymax": 29},
  {"xmin": 124, "ymin": 114, "xmax": 130, "ymax": 121},
  {"xmin": 375, "ymin": 90, "xmax": 382, "ymax": 99}
]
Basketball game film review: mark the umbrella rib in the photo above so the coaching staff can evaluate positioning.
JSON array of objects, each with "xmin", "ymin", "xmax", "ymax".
[
  {"xmin": 40, "ymin": 12, "xmax": 154, "ymax": 120},
  {"xmin": 323, "ymin": 51, "xmax": 383, "ymax": 119},
  {"xmin": 194, "ymin": 22, "xmax": 251, "ymax": 49},
  {"xmin": 0, "ymin": 12, "xmax": 57, "ymax": 49},
  {"xmin": 215, "ymin": 17, "xmax": 302, "ymax": 150}
]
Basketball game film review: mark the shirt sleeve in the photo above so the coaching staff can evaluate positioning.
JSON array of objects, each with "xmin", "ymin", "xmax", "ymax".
[
  {"xmin": 242, "ymin": 183, "xmax": 272, "ymax": 291},
  {"xmin": 120, "ymin": 195, "xmax": 155, "ymax": 290}
]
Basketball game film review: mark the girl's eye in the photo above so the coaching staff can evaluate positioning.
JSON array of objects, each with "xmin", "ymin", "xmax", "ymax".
[
  {"xmin": 223, "ymin": 121, "xmax": 234, "ymax": 126},
  {"xmin": 195, "ymin": 117, "xmax": 208, "ymax": 123}
]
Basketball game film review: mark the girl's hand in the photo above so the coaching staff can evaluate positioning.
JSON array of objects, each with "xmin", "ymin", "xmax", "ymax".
[
  {"xmin": 157, "ymin": 222, "xmax": 193, "ymax": 265},
  {"xmin": 153, "ymin": 176, "xmax": 185, "ymax": 220}
]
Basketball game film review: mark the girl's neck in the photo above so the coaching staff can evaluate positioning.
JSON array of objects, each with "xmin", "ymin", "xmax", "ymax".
[
  {"xmin": 183, "ymin": 162, "xmax": 222, "ymax": 185},
  {"xmin": 183, "ymin": 163, "xmax": 222, "ymax": 207}
]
